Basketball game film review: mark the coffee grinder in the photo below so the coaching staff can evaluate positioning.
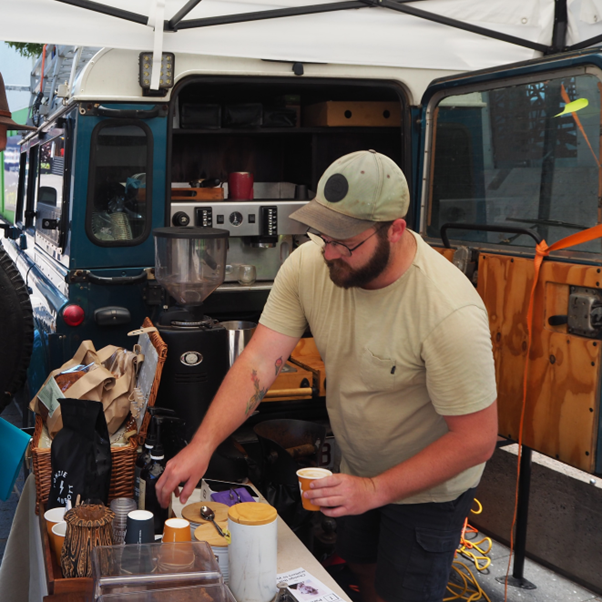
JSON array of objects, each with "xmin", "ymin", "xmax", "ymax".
[{"xmin": 153, "ymin": 227, "xmax": 230, "ymax": 442}]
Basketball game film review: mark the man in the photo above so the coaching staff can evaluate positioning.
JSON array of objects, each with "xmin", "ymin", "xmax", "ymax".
[
  {"xmin": 157, "ymin": 150, "xmax": 498, "ymax": 602},
  {"xmin": 0, "ymin": 72, "xmax": 35, "ymax": 152}
]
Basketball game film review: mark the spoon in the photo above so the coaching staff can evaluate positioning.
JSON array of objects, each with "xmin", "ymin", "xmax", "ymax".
[{"xmin": 200, "ymin": 505, "xmax": 228, "ymax": 538}]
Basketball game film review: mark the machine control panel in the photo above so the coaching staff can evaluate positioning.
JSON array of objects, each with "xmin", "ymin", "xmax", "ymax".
[
  {"xmin": 260, "ymin": 206, "xmax": 277, "ymax": 236},
  {"xmin": 196, "ymin": 207, "xmax": 213, "ymax": 227},
  {"xmin": 170, "ymin": 201, "xmax": 308, "ymax": 236}
]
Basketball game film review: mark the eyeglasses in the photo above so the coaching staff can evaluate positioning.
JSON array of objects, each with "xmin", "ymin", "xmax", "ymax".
[{"xmin": 306, "ymin": 224, "xmax": 388, "ymax": 258}]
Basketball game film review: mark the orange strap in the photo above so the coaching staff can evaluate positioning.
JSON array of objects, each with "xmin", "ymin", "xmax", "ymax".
[
  {"xmin": 505, "ymin": 223, "xmax": 602, "ymax": 600},
  {"xmin": 560, "ymin": 84, "xmax": 600, "ymax": 168}
]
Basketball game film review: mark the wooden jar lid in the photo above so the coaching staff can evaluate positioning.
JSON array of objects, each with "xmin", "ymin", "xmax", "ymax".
[
  {"xmin": 193, "ymin": 521, "xmax": 229, "ymax": 547},
  {"xmin": 181, "ymin": 501, "xmax": 229, "ymax": 524},
  {"xmin": 228, "ymin": 502, "xmax": 277, "ymax": 526}
]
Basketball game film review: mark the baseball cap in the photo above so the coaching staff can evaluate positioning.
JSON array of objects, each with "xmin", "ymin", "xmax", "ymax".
[{"xmin": 289, "ymin": 150, "xmax": 409, "ymax": 239}]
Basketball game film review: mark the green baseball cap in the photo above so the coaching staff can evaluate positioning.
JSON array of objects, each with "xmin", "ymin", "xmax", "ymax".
[{"xmin": 289, "ymin": 150, "xmax": 409, "ymax": 239}]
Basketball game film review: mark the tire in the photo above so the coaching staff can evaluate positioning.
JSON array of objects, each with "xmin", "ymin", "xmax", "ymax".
[{"xmin": 0, "ymin": 246, "xmax": 34, "ymax": 414}]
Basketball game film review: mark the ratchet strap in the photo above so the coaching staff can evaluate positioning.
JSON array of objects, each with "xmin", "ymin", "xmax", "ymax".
[{"xmin": 506, "ymin": 223, "xmax": 602, "ymax": 595}]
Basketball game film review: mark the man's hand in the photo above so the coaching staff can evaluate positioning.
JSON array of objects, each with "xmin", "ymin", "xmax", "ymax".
[
  {"xmin": 155, "ymin": 443, "xmax": 209, "ymax": 508},
  {"xmin": 304, "ymin": 473, "xmax": 382, "ymax": 517}
]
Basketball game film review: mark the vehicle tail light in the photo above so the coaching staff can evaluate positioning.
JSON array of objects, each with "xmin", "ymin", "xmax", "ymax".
[{"xmin": 63, "ymin": 304, "xmax": 85, "ymax": 327}]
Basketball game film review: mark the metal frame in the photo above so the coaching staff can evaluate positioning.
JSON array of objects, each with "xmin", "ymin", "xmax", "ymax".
[{"xmin": 53, "ymin": 0, "xmax": 574, "ymax": 55}]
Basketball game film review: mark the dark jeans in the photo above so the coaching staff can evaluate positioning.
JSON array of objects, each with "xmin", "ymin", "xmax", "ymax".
[{"xmin": 335, "ymin": 488, "xmax": 476, "ymax": 602}]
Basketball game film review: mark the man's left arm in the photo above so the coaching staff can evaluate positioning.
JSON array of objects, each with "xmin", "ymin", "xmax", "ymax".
[{"xmin": 305, "ymin": 400, "xmax": 498, "ymax": 516}]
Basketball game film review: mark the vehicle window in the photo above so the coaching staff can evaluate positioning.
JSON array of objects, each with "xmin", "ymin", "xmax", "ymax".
[
  {"xmin": 36, "ymin": 134, "xmax": 66, "ymax": 246},
  {"xmin": 2, "ymin": 132, "xmax": 22, "ymax": 222},
  {"xmin": 24, "ymin": 145, "xmax": 39, "ymax": 229},
  {"xmin": 15, "ymin": 151, "xmax": 29, "ymax": 224},
  {"xmin": 86, "ymin": 121, "xmax": 152, "ymax": 246},
  {"xmin": 426, "ymin": 74, "xmax": 602, "ymax": 253}
]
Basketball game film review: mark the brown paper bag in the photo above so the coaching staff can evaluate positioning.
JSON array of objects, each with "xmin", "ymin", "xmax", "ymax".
[{"xmin": 30, "ymin": 340, "xmax": 143, "ymax": 437}]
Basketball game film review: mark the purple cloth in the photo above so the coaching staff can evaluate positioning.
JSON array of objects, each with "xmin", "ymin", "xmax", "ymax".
[{"xmin": 211, "ymin": 487, "xmax": 256, "ymax": 506}]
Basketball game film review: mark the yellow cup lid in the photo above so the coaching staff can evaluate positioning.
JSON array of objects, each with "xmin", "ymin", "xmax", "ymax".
[{"xmin": 228, "ymin": 502, "xmax": 277, "ymax": 526}]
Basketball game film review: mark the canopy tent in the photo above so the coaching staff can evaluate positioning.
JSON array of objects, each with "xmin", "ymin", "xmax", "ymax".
[
  {"xmin": 1, "ymin": 0, "xmax": 602, "ymax": 75},
  {"xmin": 2, "ymin": 0, "xmax": 602, "ymax": 91}
]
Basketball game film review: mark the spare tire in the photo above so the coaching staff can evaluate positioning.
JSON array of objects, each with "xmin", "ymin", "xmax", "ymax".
[{"xmin": 0, "ymin": 246, "xmax": 34, "ymax": 414}]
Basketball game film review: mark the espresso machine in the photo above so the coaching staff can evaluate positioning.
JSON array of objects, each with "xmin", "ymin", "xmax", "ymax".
[
  {"xmin": 170, "ymin": 183, "xmax": 309, "ymax": 283},
  {"xmin": 153, "ymin": 227, "xmax": 231, "ymax": 442}
]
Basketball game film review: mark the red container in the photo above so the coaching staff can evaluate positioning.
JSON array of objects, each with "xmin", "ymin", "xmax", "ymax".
[{"xmin": 228, "ymin": 172, "xmax": 254, "ymax": 200}]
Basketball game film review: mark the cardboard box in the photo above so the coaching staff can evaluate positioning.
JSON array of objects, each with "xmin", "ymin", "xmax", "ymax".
[{"xmin": 303, "ymin": 101, "xmax": 401, "ymax": 127}]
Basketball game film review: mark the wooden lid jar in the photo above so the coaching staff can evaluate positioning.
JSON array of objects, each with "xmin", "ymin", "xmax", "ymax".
[{"xmin": 227, "ymin": 503, "xmax": 277, "ymax": 602}]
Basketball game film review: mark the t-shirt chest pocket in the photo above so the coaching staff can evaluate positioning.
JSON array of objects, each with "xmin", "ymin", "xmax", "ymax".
[{"xmin": 359, "ymin": 347, "xmax": 398, "ymax": 392}]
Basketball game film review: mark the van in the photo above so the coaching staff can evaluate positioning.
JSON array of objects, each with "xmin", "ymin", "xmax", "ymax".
[{"xmin": 3, "ymin": 42, "xmax": 602, "ymax": 475}]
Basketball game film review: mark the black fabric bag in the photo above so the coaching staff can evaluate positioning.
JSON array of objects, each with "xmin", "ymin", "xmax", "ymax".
[
  {"xmin": 47, "ymin": 398, "xmax": 112, "ymax": 509},
  {"xmin": 180, "ymin": 103, "xmax": 222, "ymax": 129},
  {"xmin": 222, "ymin": 103, "xmax": 263, "ymax": 128}
]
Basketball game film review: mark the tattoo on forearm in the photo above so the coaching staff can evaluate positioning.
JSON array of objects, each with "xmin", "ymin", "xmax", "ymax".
[
  {"xmin": 246, "ymin": 369, "xmax": 268, "ymax": 415},
  {"xmin": 275, "ymin": 357, "xmax": 283, "ymax": 376}
]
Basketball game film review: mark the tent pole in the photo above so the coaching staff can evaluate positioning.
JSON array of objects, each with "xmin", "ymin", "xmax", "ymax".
[
  {"xmin": 549, "ymin": 0, "xmax": 568, "ymax": 54},
  {"xmin": 378, "ymin": 0, "xmax": 550, "ymax": 53},
  {"xmin": 169, "ymin": 0, "xmax": 204, "ymax": 31},
  {"xmin": 54, "ymin": 0, "xmax": 148, "ymax": 25}
]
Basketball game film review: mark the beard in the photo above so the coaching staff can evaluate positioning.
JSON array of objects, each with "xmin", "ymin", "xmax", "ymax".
[{"xmin": 324, "ymin": 234, "xmax": 391, "ymax": 289}]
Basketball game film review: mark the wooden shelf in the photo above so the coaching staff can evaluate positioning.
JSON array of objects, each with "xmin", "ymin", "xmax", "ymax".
[{"xmin": 172, "ymin": 127, "xmax": 399, "ymax": 135}]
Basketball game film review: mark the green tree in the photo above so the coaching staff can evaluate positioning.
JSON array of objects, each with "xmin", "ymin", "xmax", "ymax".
[{"xmin": 6, "ymin": 42, "xmax": 44, "ymax": 59}]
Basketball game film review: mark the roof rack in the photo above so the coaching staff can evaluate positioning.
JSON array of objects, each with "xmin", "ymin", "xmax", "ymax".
[{"xmin": 28, "ymin": 45, "xmax": 99, "ymax": 127}]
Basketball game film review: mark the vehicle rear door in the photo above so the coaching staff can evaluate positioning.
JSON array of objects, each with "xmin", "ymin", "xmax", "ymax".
[{"xmin": 418, "ymin": 51, "xmax": 602, "ymax": 475}]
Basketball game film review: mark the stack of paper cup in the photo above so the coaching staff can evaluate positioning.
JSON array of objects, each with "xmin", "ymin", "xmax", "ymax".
[
  {"xmin": 110, "ymin": 498, "xmax": 137, "ymax": 545},
  {"xmin": 44, "ymin": 507, "xmax": 67, "ymax": 563}
]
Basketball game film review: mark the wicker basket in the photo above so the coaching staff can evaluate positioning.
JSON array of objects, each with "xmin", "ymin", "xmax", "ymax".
[{"xmin": 31, "ymin": 319, "xmax": 167, "ymax": 513}]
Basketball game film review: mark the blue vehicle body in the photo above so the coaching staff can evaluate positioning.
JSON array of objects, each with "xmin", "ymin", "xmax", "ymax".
[{"xmin": 3, "ymin": 47, "xmax": 602, "ymax": 473}]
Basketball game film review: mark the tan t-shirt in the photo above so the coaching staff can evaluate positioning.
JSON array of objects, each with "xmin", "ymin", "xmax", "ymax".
[{"xmin": 259, "ymin": 231, "xmax": 497, "ymax": 503}]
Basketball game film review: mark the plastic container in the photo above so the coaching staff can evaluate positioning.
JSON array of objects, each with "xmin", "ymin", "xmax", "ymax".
[
  {"xmin": 227, "ymin": 503, "xmax": 277, "ymax": 602},
  {"xmin": 98, "ymin": 582, "xmax": 236, "ymax": 602},
  {"xmin": 92, "ymin": 541, "xmax": 222, "ymax": 599}
]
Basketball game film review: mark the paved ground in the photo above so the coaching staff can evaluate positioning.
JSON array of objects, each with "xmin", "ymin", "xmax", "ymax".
[
  {"xmin": 1, "ymin": 400, "xmax": 601, "ymax": 602},
  {"xmin": 458, "ymin": 531, "xmax": 602, "ymax": 602}
]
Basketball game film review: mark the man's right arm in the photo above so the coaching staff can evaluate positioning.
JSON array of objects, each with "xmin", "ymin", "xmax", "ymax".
[{"xmin": 155, "ymin": 324, "xmax": 301, "ymax": 507}]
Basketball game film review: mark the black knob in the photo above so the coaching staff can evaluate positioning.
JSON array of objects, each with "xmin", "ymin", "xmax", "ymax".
[{"xmin": 172, "ymin": 211, "xmax": 190, "ymax": 227}]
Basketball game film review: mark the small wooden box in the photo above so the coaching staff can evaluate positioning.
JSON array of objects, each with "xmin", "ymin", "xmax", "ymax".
[
  {"xmin": 303, "ymin": 101, "xmax": 401, "ymax": 127},
  {"xmin": 171, "ymin": 188, "xmax": 224, "ymax": 201}
]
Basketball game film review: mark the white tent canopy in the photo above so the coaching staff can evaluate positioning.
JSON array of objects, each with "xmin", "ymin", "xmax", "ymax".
[{"xmin": 1, "ymin": 0, "xmax": 602, "ymax": 74}]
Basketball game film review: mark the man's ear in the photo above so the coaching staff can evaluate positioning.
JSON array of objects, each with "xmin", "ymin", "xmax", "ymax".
[{"xmin": 389, "ymin": 218, "xmax": 407, "ymax": 243}]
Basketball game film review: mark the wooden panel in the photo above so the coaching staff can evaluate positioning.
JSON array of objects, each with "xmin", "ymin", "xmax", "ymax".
[
  {"xmin": 264, "ymin": 361, "xmax": 315, "ymax": 402},
  {"xmin": 432, "ymin": 246, "xmax": 455, "ymax": 262},
  {"xmin": 477, "ymin": 253, "xmax": 600, "ymax": 472},
  {"xmin": 291, "ymin": 338, "xmax": 326, "ymax": 397},
  {"xmin": 263, "ymin": 338, "xmax": 326, "ymax": 402}
]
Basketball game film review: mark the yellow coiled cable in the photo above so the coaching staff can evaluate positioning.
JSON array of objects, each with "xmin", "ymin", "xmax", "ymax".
[{"xmin": 443, "ymin": 499, "xmax": 493, "ymax": 602}]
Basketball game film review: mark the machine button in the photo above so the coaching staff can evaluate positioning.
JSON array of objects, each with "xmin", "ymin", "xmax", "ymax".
[
  {"xmin": 229, "ymin": 211, "xmax": 244, "ymax": 226},
  {"xmin": 172, "ymin": 211, "xmax": 190, "ymax": 227},
  {"xmin": 217, "ymin": 215, "xmax": 224, "ymax": 224},
  {"xmin": 181, "ymin": 351, "xmax": 203, "ymax": 366},
  {"xmin": 249, "ymin": 214, "xmax": 256, "ymax": 223}
]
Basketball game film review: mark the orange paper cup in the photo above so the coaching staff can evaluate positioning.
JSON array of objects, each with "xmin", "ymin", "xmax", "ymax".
[
  {"xmin": 296, "ymin": 467, "xmax": 332, "ymax": 511},
  {"xmin": 44, "ymin": 507, "xmax": 66, "ymax": 539},
  {"xmin": 50, "ymin": 521, "xmax": 67, "ymax": 564},
  {"xmin": 162, "ymin": 518, "xmax": 191, "ymax": 543}
]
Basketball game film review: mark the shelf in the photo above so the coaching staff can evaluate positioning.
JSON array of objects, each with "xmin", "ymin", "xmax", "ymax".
[{"xmin": 172, "ymin": 127, "xmax": 399, "ymax": 135}]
